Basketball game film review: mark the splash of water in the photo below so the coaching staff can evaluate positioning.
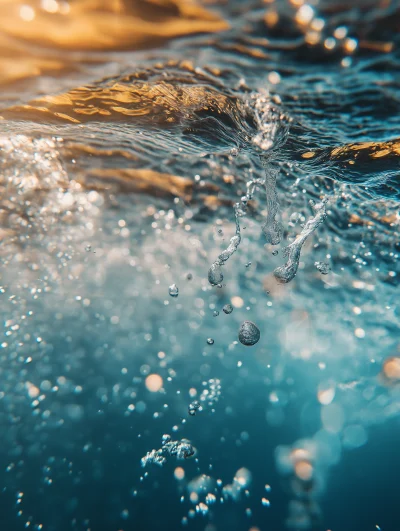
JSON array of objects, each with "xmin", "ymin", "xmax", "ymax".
[
  {"xmin": 207, "ymin": 168, "xmax": 270, "ymax": 287},
  {"xmin": 208, "ymin": 202, "xmax": 242, "ymax": 286},
  {"xmin": 274, "ymin": 199, "xmax": 328, "ymax": 284},
  {"xmin": 261, "ymin": 156, "xmax": 282, "ymax": 245}
]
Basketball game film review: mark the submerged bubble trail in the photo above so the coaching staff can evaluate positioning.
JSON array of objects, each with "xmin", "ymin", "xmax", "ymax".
[
  {"xmin": 261, "ymin": 157, "xmax": 282, "ymax": 245},
  {"xmin": 141, "ymin": 435, "xmax": 195, "ymax": 467},
  {"xmin": 208, "ymin": 203, "xmax": 242, "ymax": 286},
  {"xmin": 274, "ymin": 199, "xmax": 328, "ymax": 284}
]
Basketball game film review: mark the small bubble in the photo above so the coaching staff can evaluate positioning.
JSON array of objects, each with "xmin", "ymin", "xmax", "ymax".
[
  {"xmin": 169, "ymin": 284, "xmax": 179, "ymax": 297},
  {"xmin": 261, "ymin": 498, "xmax": 270, "ymax": 507},
  {"xmin": 315, "ymin": 261, "xmax": 331, "ymax": 274},
  {"xmin": 230, "ymin": 147, "xmax": 239, "ymax": 157},
  {"xmin": 188, "ymin": 400, "xmax": 201, "ymax": 416},
  {"xmin": 272, "ymin": 250, "xmax": 278, "ymax": 256},
  {"xmin": 162, "ymin": 434, "xmax": 171, "ymax": 445},
  {"xmin": 85, "ymin": 245, "xmax": 91, "ymax": 252},
  {"xmin": 223, "ymin": 304, "xmax": 233, "ymax": 314},
  {"xmin": 213, "ymin": 310, "xmax": 220, "ymax": 317},
  {"xmin": 207, "ymin": 338, "xmax": 214, "ymax": 345},
  {"xmin": 218, "ymin": 229, "xmax": 223, "ymax": 235},
  {"xmin": 186, "ymin": 273, "xmax": 193, "ymax": 280},
  {"xmin": 245, "ymin": 262, "xmax": 252, "ymax": 268},
  {"xmin": 238, "ymin": 321, "xmax": 260, "ymax": 346}
]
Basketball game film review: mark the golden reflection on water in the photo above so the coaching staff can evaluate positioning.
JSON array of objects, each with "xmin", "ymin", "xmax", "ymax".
[
  {"xmin": 0, "ymin": 0, "xmax": 228, "ymax": 87},
  {"xmin": 0, "ymin": 74, "xmax": 233, "ymax": 123},
  {"xmin": 301, "ymin": 139, "xmax": 400, "ymax": 166}
]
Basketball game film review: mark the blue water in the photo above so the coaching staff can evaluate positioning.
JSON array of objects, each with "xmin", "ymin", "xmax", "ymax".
[{"xmin": 0, "ymin": 1, "xmax": 399, "ymax": 530}]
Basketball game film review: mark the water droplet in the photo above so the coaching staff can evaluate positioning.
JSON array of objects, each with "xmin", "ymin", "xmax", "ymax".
[
  {"xmin": 207, "ymin": 338, "xmax": 214, "ymax": 345},
  {"xmin": 223, "ymin": 304, "xmax": 233, "ymax": 314},
  {"xmin": 169, "ymin": 284, "xmax": 179, "ymax": 297},
  {"xmin": 238, "ymin": 321, "xmax": 260, "ymax": 346}
]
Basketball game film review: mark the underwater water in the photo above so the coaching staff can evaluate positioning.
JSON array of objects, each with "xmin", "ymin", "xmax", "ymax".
[{"xmin": 0, "ymin": 0, "xmax": 399, "ymax": 530}]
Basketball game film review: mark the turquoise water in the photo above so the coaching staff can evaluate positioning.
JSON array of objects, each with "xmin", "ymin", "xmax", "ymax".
[{"xmin": 0, "ymin": 1, "xmax": 399, "ymax": 530}]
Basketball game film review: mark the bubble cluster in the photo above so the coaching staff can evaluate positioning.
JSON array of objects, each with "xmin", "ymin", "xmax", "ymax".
[
  {"xmin": 188, "ymin": 400, "xmax": 202, "ymax": 416},
  {"xmin": 141, "ymin": 435, "xmax": 195, "ymax": 467},
  {"xmin": 315, "ymin": 261, "xmax": 331, "ymax": 275},
  {"xmin": 200, "ymin": 379, "xmax": 222, "ymax": 408}
]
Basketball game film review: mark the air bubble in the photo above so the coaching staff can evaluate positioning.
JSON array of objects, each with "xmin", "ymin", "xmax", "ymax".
[
  {"xmin": 238, "ymin": 321, "xmax": 260, "ymax": 346},
  {"xmin": 169, "ymin": 284, "xmax": 179, "ymax": 297}
]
